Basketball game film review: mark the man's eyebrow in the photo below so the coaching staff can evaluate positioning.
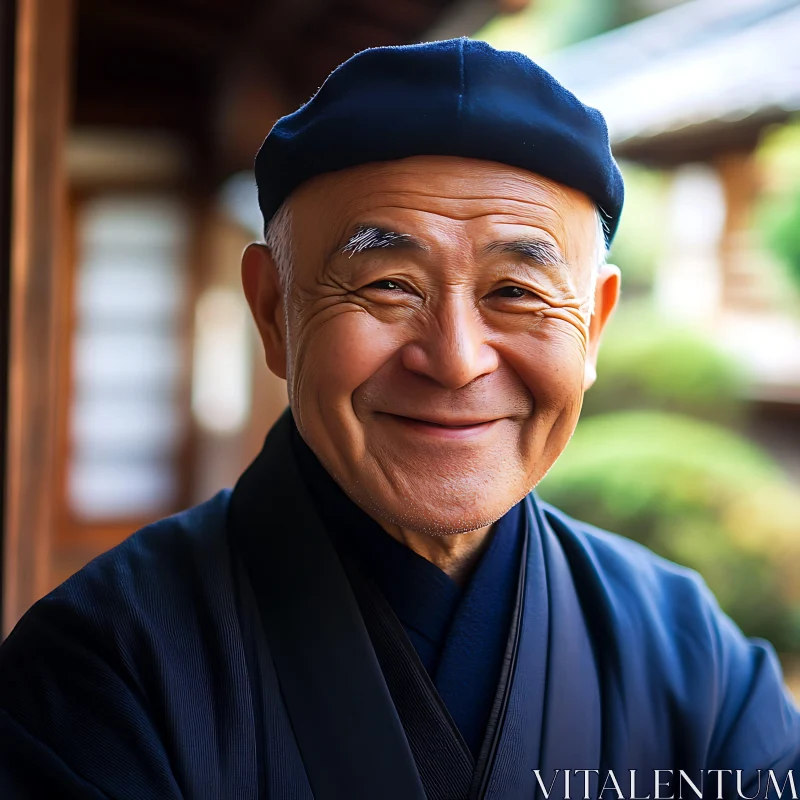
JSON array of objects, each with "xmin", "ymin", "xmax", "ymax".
[
  {"xmin": 483, "ymin": 238, "xmax": 566, "ymax": 268},
  {"xmin": 339, "ymin": 225, "xmax": 426, "ymax": 257}
]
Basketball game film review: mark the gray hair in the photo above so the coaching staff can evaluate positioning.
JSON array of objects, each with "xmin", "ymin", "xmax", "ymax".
[
  {"xmin": 264, "ymin": 200, "xmax": 294, "ymax": 289},
  {"xmin": 593, "ymin": 209, "xmax": 609, "ymax": 271},
  {"xmin": 265, "ymin": 201, "xmax": 608, "ymax": 295}
]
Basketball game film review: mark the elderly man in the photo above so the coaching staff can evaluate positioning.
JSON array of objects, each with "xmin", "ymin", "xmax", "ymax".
[{"xmin": 1, "ymin": 38, "xmax": 799, "ymax": 800}]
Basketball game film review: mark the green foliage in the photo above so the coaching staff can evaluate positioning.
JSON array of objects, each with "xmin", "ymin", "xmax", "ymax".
[
  {"xmin": 584, "ymin": 306, "xmax": 746, "ymax": 423},
  {"xmin": 478, "ymin": 0, "xmax": 613, "ymax": 57},
  {"xmin": 540, "ymin": 411, "xmax": 800, "ymax": 651},
  {"xmin": 478, "ymin": 0, "xmax": 661, "ymax": 57},
  {"xmin": 758, "ymin": 188, "xmax": 800, "ymax": 289},
  {"xmin": 756, "ymin": 118, "xmax": 800, "ymax": 190},
  {"xmin": 475, "ymin": 0, "xmax": 682, "ymax": 58},
  {"xmin": 755, "ymin": 118, "xmax": 800, "ymax": 291}
]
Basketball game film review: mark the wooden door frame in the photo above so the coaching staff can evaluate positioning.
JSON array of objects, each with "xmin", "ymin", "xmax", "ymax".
[
  {"xmin": 2, "ymin": 0, "xmax": 73, "ymax": 636},
  {"xmin": 0, "ymin": 0, "xmax": 16, "ymax": 637}
]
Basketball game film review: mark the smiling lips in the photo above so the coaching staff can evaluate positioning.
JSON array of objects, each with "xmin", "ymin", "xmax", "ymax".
[{"xmin": 381, "ymin": 412, "xmax": 501, "ymax": 439}]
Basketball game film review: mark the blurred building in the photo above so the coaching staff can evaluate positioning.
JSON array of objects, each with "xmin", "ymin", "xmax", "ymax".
[
  {"xmin": 0, "ymin": 0, "xmax": 531, "ymax": 634},
  {"xmin": 544, "ymin": 0, "xmax": 800, "ymax": 480}
]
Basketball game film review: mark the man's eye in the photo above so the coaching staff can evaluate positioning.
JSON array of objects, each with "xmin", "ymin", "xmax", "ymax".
[
  {"xmin": 366, "ymin": 279, "xmax": 404, "ymax": 291},
  {"xmin": 494, "ymin": 286, "xmax": 530, "ymax": 299}
]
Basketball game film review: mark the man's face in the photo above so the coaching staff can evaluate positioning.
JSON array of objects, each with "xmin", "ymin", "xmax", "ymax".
[{"xmin": 244, "ymin": 156, "xmax": 620, "ymax": 535}]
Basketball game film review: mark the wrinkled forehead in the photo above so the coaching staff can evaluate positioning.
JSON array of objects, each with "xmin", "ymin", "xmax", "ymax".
[{"xmin": 288, "ymin": 156, "xmax": 599, "ymax": 268}]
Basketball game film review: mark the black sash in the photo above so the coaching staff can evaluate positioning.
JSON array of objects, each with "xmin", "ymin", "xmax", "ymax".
[
  {"xmin": 229, "ymin": 410, "xmax": 426, "ymax": 800},
  {"xmin": 339, "ymin": 551, "xmax": 475, "ymax": 800}
]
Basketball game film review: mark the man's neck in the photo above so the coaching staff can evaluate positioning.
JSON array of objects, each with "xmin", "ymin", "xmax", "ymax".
[
  {"xmin": 289, "ymin": 418, "xmax": 498, "ymax": 585},
  {"xmin": 378, "ymin": 522, "xmax": 496, "ymax": 587}
]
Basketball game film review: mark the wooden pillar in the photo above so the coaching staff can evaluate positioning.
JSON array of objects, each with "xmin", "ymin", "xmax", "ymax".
[
  {"xmin": 0, "ymin": 0, "xmax": 16, "ymax": 637},
  {"xmin": 715, "ymin": 149, "xmax": 765, "ymax": 311},
  {"xmin": 3, "ymin": 0, "xmax": 73, "ymax": 635}
]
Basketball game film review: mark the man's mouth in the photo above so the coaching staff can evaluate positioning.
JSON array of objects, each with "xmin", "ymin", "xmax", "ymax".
[{"xmin": 379, "ymin": 412, "xmax": 501, "ymax": 439}]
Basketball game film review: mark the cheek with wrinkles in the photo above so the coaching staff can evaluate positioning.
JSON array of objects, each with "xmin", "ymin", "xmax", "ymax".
[
  {"xmin": 290, "ymin": 305, "xmax": 400, "ymax": 405},
  {"xmin": 537, "ymin": 308, "xmax": 591, "ymax": 357},
  {"xmin": 508, "ymin": 276, "xmax": 592, "ymax": 350},
  {"xmin": 510, "ymin": 319, "xmax": 588, "ymax": 405}
]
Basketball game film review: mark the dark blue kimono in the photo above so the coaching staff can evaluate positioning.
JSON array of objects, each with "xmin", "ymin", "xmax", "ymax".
[{"xmin": 1, "ymin": 409, "xmax": 799, "ymax": 799}]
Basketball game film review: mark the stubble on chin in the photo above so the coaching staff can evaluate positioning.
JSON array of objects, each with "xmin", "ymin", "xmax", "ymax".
[{"xmin": 334, "ymin": 441, "xmax": 531, "ymax": 537}]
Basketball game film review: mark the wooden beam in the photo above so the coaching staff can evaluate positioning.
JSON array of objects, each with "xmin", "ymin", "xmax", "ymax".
[
  {"xmin": 78, "ymin": 1, "xmax": 230, "ymax": 60},
  {"xmin": 715, "ymin": 148, "xmax": 763, "ymax": 312},
  {"xmin": 3, "ymin": 0, "xmax": 73, "ymax": 636},
  {"xmin": 332, "ymin": 0, "xmax": 440, "ymax": 39}
]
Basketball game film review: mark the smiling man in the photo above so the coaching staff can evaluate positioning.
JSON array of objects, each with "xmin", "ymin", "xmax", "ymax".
[
  {"xmin": 1, "ymin": 38, "xmax": 799, "ymax": 800},
  {"xmin": 249, "ymin": 157, "xmax": 612, "ymax": 585}
]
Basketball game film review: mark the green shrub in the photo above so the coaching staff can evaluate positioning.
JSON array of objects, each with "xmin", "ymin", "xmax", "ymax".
[
  {"xmin": 759, "ymin": 188, "xmax": 800, "ymax": 290},
  {"xmin": 755, "ymin": 117, "xmax": 800, "ymax": 292},
  {"xmin": 540, "ymin": 411, "xmax": 800, "ymax": 651},
  {"xmin": 584, "ymin": 307, "xmax": 746, "ymax": 424}
]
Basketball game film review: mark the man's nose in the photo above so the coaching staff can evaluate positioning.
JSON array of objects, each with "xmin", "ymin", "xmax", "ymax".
[{"xmin": 399, "ymin": 298, "xmax": 499, "ymax": 390}]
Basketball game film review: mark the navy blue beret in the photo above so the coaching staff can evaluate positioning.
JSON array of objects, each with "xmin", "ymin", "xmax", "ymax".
[{"xmin": 255, "ymin": 38, "xmax": 624, "ymax": 245}]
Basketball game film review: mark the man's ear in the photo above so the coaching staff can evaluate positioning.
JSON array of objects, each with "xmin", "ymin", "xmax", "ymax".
[
  {"xmin": 583, "ymin": 263, "xmax": 621, "ymax": 391},
  {"xmin": 241, "ymin": 242, "xmax": 287, "ymax": 380}
]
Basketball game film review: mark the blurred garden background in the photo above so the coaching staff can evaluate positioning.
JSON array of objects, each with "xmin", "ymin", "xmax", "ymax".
[{"xmin": 479, "ymin": 0, "xmax": 800, "ymax": 692}]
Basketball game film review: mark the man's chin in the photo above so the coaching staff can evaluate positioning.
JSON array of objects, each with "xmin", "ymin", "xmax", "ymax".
[{"xmin": 359, "ymin": 491, "xmax": 522, "ymax": 538}]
